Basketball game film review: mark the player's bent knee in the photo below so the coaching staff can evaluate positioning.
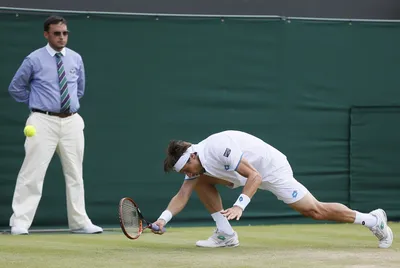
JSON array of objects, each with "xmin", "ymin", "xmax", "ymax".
[
  {"xmin": 194, "ymin": 182, "xmax": 211, "ymax": 192},
  {"xmin": 195, "ymin": 175, "xmax": 232, "ymax": 188}
]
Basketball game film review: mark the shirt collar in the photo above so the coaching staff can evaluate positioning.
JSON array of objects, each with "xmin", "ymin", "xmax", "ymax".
[{"xmin": 45, "ymin": 43, "xmax": 66, "ymax": 57}]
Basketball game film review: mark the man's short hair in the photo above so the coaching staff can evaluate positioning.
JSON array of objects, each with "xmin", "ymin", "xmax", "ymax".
[
  {"xmin": 163, "ymin": 140, "xmax": 192, "ymax": 172},
  {"xmin": 44, "ymin": 15, "xmax": 67, "ymax": 32}
]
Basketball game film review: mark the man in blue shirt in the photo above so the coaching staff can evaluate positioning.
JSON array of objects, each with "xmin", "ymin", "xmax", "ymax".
[{"xmin": 8, "ymin": 15, "xmax": 102, "ymax": 235}]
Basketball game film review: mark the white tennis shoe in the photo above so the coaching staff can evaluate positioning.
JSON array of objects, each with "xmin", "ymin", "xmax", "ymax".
[
  {"xmin": 369, "ymin": 209, "xmax": 393, "ymax": 248},
  {"xmin": 196, "ymin": 229, "xmax": 239, "ymax": 248}
]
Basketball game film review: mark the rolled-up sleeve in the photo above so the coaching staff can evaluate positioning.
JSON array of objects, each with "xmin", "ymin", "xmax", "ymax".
[{"xmin": 8, "ymin": 57, "xmax": 32, "ymax": 104}]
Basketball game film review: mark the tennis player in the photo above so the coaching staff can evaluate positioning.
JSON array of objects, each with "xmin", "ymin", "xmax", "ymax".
[{"xmin": 152, "ymin": 130, "xmax": 393, "ymax": 249}]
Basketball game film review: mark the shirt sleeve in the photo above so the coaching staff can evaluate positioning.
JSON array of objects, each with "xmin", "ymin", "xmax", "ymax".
[
  {"xmin": 8, "ymin": 57, "xmax": 33, "ymax": 104},
  {"xmin": 77, "ymin": 56, "xmax": 85, "ymax": 99},
  {"xmin": 208, "ymin": 136, "xmax": 243, "ymax": 172}
]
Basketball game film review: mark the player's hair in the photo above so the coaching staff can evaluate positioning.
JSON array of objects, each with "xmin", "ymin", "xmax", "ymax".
[
  {"xmin": 163, "ymin": 140, "xmax": 192, "ymax": 172},
  {"xmin": 44, "ymin": 15, "xmax": 67, "ymax": 32}
]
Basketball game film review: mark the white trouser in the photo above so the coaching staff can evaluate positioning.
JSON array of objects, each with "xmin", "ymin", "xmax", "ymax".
[{"xmin": 9, "ymin": 112, "xmax": 92, "ymax": 230}]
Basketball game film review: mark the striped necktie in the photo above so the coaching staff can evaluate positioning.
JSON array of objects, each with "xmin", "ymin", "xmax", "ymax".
[{"xmin": 55, "ymin": 52, "xmax": 71, "ymax": 112}]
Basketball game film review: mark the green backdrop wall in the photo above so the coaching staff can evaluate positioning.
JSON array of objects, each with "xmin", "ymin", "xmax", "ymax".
[{"xmin": 1, "ymin": 12, "xmax": 399, "ymax": 228}]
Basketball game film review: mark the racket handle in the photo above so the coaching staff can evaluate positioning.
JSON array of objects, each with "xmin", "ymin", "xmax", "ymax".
[{"xmin": 150, "ymin": 224, "xmax": 166, "ymax": 233}]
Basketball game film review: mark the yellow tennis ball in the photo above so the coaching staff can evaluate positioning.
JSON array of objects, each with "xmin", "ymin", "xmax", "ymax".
[{"xmin": 24, "ymin": 125, "xmax": 36, "ymax": 137}]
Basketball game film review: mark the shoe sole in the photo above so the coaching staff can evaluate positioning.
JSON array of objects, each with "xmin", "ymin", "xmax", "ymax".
[
  {"xmin": 379, "ymin": 226, "xmax": 393, "ymax": 249},
  {"xmin": 377, "ymin": 209, "xmax": 393, "ymax": 249},
  {"xmin": 225, "ymin": 243, "xmax": 240, "ymax": 248},
  {"xmin": 196, "ymin": 243, "xmax": 240, "ymax": 248}
]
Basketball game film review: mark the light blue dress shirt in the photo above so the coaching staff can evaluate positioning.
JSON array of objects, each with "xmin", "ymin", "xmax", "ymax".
[{"xmin": 8, "ymin": 44, "xmax": 85, "ymax": 113}]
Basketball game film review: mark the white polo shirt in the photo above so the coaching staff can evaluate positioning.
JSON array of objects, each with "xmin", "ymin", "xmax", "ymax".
[{"xmin": 184, "ymin": 130, "xmax": 290, "ymax": 189}]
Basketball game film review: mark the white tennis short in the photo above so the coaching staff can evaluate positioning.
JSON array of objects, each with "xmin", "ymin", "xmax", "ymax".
[{"xmin": 260, "ymin": 163, "xmax": 309, "ymax": 204}]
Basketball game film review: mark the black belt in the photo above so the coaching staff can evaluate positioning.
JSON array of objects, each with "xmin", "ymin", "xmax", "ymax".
[{"xmin": 31, "ymin": 108, "xmax": 75, "ymax": 118}]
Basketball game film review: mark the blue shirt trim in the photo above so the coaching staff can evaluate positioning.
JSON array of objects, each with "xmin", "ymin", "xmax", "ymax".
[{"xmin": 234, "ymin": 153, "xmax": 243, "ymax": 171}]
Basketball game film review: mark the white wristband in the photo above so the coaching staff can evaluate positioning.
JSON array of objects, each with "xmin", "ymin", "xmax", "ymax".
[
  {"xmin": 158, "ymin": 210, "xmax": 173, "ymax": 224},
  {"xmin": 233, "ymin": 194, "xmax": 251, "ymax": 211}
]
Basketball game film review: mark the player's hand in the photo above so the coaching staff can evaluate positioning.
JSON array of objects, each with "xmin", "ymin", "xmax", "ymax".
[
  {"xmin": 151, "ymin": 219, "xmax": 166, "ymax": 235},
  {"xmin": 221, "ymin": 206, "xmax": 243, "ymax": 220}
]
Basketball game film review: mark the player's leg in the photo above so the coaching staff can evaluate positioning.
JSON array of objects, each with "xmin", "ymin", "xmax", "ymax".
[
  {"xmin": 289, "ymin": 192, "xmax": 393, "ymax": 248},
  {"xmin": 57, "ymin": 113, "xmax": 102, "ymax": 234},
  {"xmin": 266, "ymin": 162, "xmax": 393, "ymax": 248},
  {"xmin": 9, "ymin": 113, "xmax": 59, "ymax": 234},
  {"xmin": 194, "ymin": 175, "xmax": 239, "ymax": 247},
  {"xmin": 289, "ymin": 192, "xmax": 358, "ymax": 223},
  {"xmin": 195, "ymin": 175, "xmax": 234, "ymax": 233}
]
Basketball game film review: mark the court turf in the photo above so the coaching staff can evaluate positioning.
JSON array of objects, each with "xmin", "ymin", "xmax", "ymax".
[{"xmin": 1, "ymin": 223, "xmax": 399, "ymax": 268}]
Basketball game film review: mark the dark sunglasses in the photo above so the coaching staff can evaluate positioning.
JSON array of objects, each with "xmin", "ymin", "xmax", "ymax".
[{"xmin": 50, "ymin": 31, "xmax": 69, "ymax": 37}]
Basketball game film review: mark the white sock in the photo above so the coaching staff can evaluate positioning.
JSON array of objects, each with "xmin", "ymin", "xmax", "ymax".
[
  {"xmin": 353, "ymin": 211, "xmax": 378, "ymax": 228},
  {"xmin": 211, "ymin": 211, "xmax": 234, "ymax": 235}
]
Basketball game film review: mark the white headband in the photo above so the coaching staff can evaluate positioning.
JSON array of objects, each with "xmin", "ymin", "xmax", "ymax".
[{"xmin": 174, "ymin": 146, "xmax": 194, "ymax": 172}]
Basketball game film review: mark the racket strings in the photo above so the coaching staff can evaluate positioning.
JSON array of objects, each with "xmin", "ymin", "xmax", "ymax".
[{"xmin": 121, "ymin": 200, "xmax": 141, "ymax": 237}]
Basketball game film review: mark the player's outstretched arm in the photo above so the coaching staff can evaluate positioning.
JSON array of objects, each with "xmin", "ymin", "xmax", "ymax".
[
  {"xmin": 222, "ymin": 157, "xmax": 262, "ymax": 220},
  {"xmin": 152, "ymin": 178, "xmax": 198, "ymax": 234},
  {"xmin": 166, "ymin": 178, "xmax": 198, "ymax": 215}
]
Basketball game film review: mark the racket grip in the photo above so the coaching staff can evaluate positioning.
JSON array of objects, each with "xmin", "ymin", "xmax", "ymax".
[{"xmin": 150, "ymin": 224, "xmax": 166, "ymax": 233}]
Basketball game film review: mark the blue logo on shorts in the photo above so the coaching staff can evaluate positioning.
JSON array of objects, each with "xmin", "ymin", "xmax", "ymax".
[{"xmin": 292, "ymin": 190, "xmax": 298, "ymax": 198}]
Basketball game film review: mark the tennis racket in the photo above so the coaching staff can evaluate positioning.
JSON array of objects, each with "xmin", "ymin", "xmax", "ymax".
[{"xmin": 118, "ymin": 197, "xmax": 166, "ymax": 240}]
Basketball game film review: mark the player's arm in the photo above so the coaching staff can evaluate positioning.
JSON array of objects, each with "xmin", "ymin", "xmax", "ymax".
[
  {"xmin": 8, "ymin": 57, "xmax": 33, "ymax": 104},
  {"xmin": 221, "ymin": 157, "xmax": 262, "ymax": 220},
  {"xmin": 152, "ymin": 178, "xmax": 198, "ymax": 233},
  {"xmin": 166, "ymin": 178, "xmax": 198, "ymax": 215},
  {"xmin": 235, "ymin": 157, "xmax": 262, "ymax": 199}
]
